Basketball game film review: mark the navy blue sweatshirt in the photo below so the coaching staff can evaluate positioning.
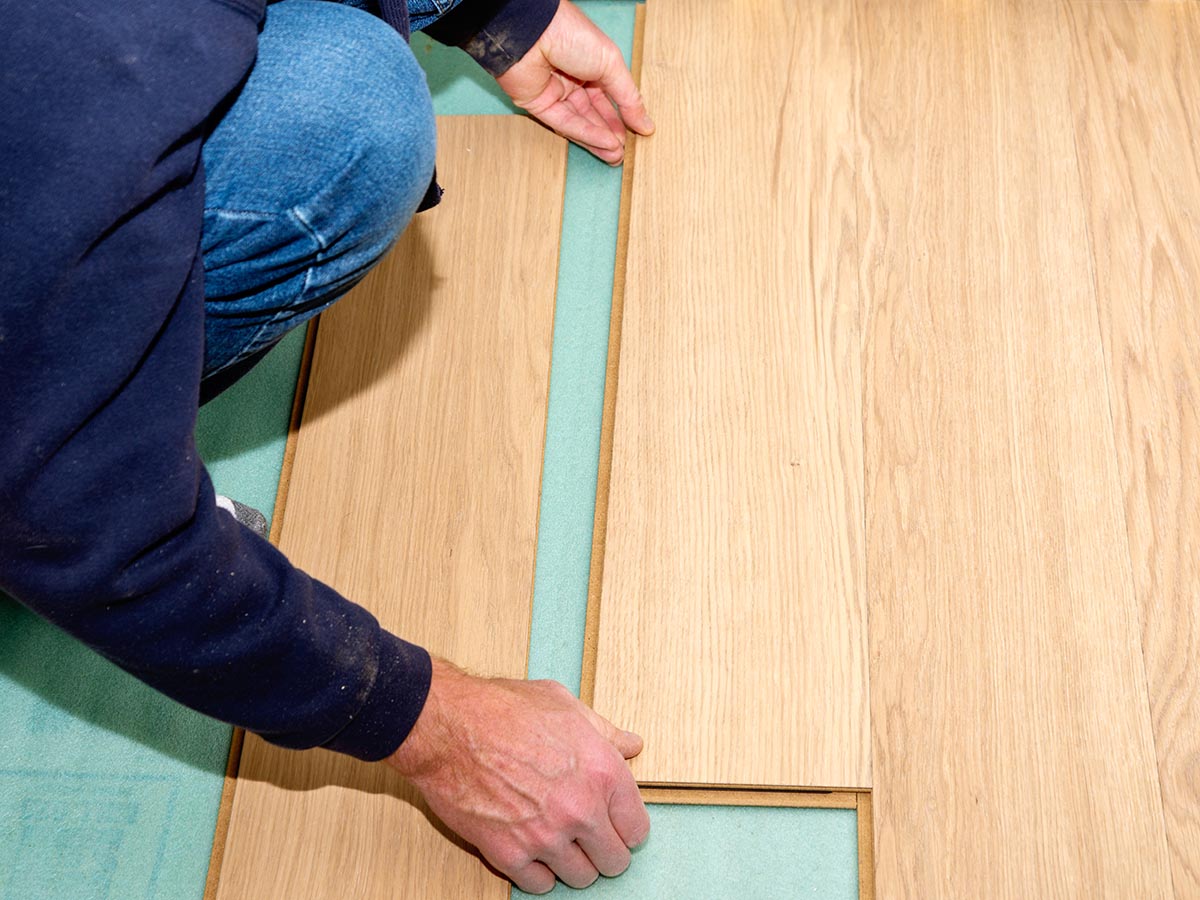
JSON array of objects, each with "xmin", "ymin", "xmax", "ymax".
[{"xmin": 0, "ymin": 0, "xmax": 556, "ymax": 761}]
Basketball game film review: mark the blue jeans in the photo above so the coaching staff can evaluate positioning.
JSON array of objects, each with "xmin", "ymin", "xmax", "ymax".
[{"xmin": 199, "ymin": 0, "xmax": 440, "ymax": 401}]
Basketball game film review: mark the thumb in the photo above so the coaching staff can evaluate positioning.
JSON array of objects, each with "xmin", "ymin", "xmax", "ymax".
[
  {"xmin": 583, "ymin": 707, "xmax": 644, "ymax": 759},
  {"xmin": 612, "ymin": 728, "xmax": 644, "ymax": 760}
]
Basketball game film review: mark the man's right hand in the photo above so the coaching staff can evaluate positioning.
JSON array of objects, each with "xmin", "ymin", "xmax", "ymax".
[{"xmin": 386, "ymin": 657, "xmax": 651, "ymax": 894}]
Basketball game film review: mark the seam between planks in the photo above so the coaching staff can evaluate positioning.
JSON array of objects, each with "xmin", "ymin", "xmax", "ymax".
[
  {"xmin": 524, "ymin": 138, "xmax": 573, "ymax": 683},
  {"xmin": 639, "ymin": 786, "xmax": 861, "ymax": 810},
  {"xmin": 202, "ymin": 318, "xmax": 319, "ymax": 900},
  {"xmin": 580, "ymin": 0, "xmax": 646, "ymax": 708}
]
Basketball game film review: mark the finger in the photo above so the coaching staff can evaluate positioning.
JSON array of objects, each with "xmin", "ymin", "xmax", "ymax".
[
  {"xmin": 540, "ymin": 841, "xmax": 600, "ymax": 890},
  {"xmin": 594, "ymin": 53, "xmax": 655, "ymax": 135},
  {"xmin": 566, "ymin": 82, "xmax": 622, "ymax": 148},
  {"xmin": 561, "ymin": 90, "xmax": 624, "ymax": 164},
  {"xmin": 587, "ymin": 85, "xmax": 627, "ymax": 143},
  {"xmin": 580, "ymin": 706, "xmax": 643, "ymax": 758},
  {"xmin": 540, "ymin": 5, "xmax": 654, "ymax": 135},
  {"xmin": 537, "ymin": 98, "xmax": 622, "ymax": 155},
  {"xmin": 507, "ymin": 859, "xmax": 557, "ymax": 895},
  {"xmin": 577, "ymin": 819, "xmax": 633, "ymax": 877},
  {"xmin": 608, "ymin": 773, "xmax": 651, "ymax": 849}
]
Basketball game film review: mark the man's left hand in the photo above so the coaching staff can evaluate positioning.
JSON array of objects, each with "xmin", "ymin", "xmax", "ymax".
[{"xmin": 497, "ymin": 0, "xmax": 654, "ymax": 165}]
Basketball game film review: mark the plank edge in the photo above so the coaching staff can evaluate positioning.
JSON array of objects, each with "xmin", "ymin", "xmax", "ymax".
[
  {"xmin": 581, "ymin": 1, "xmax": 646, "ymax": 706},
  {"xmin": 202, "ymin": 318, "xmax": 318, "ymax": 900},
  {"xmin": 858, "ymin": 791, "xmax": 875, "ymax": 900}
]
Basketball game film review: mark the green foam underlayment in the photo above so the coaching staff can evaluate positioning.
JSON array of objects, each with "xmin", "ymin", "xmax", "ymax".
[
  {"xmin": 518, "ymin": 805, "xmax": 859, "ymax": 900},
  {"xmin": 0, "ymin": 4, "xmax": 859, "ymax": 897}
]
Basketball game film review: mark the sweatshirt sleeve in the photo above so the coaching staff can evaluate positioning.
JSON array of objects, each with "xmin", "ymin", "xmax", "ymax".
[
  {"xmin": 422, "ymin": 0, "xmax": 560, "ymax": 77},
  {"xmin": 0, "ymin": 0, "xmax": 430, "ymax": 762}
]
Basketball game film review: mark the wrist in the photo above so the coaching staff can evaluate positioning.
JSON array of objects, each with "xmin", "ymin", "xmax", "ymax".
[
  {"xmin": 386, "ymin": 656, "xmax": 461, "ymax": 778},
  {"xmin": 423, "ymin": 0, "xmax": 560, "ymax": 77}
]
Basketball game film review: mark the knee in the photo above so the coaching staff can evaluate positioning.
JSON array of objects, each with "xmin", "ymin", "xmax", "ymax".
[{"xmin": 261, "ymin": 2, "xmax": 437, "ymax": 257}]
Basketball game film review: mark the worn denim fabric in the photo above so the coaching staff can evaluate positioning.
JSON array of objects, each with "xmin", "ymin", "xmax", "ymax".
[{"xmin": 199, "ymin": 0, "xmax": 437, "ymax": 383}]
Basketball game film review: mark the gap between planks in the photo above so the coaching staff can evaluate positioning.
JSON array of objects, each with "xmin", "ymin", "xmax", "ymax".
[
  {"xmin": 636, "ymin": 786, "xmax": 876, "ymax": 899},
  {"xmin": 580, "ymin": 0, "xmax": 645, "ymax": 708},
  {"xmin": 203, "ymin": 319, "xmax": 319, "ymax": 900}
]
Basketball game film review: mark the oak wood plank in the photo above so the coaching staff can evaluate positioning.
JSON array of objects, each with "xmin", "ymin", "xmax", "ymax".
[
  {"xmin": 591, "ymin": 0, "xmax": 870, "ymax": 790},
  {"xmin": 857, "ymin": 1, "xmax": 1172, "ymax": 895},
  {"xmin": 1063, "ymin": 1, "xmax": 1200, "ymax": 891},
  {"xmin": 213, "ymin": 116, "xmax": 565, "ymax": 900}
]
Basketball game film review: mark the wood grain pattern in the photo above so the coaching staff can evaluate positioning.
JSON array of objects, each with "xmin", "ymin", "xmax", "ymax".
[
  {"xmin": 1063, "ymin": 3, "xmax": 1200, "ymax": 892},
  {"xmin": 591, "ymin": 0, "xmax": 870, "ymax": 790},
  {"xmin": 857, "ymin": 1, "xmax": 1172, "ymax": 895},
  {"xmin": 213, "ymin": 116, "xmax": 565, "ymax": 900}
]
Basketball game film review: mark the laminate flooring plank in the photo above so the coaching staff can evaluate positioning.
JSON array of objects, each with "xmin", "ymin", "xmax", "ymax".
[
  {"xmin": 213, "ymin": 116, "xmax": 565, "ymax": 900},
  {"xmin": 857, "ymin": 1, "xmax": 1173, "ymax": 895},
  {"xmin": 590, "ymin": 0, "xmax": 869, "ymax": 791},
  {"xmin": 1063, "ymin": 2, "xmax": 1200, "ymax": 891}
]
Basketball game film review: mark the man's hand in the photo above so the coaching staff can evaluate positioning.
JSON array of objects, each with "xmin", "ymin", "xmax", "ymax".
[
  {"xmin": 496, "ymin": 0, "xmax": 655, "ymax": 165},
  {"xmin": 387, "ymin": 658, "xmax": 650, "ymax": 894}
]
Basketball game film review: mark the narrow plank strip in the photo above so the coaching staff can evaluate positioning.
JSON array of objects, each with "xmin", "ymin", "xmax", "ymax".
[
  {"xmin": 857, "ymin": 1, "xmax": 1172, "ymax": 895},
  {"xmin": 205, "ymin": 321, "xmax": 319, "ymax": 899},
  {"xmin": 639, "ymin": 786, "xmax": 858, "ymax": 810},
  {"xmin": 857, "ymin": 792, "xmax": 874, "ymax": 900},
  {"xmin": 581, "ymin": 0, "xmax": 645, "ymax": 707},
  {"xmin": 214, "ymin": 116, "xmax": 566, "ymax": 900},
  {"xmin": 1063, "ymin": 3, "xmax": 1200, "ymax": 892},
  {"xmin": 592, "ymin": 0, "xmax": 869, "ymax": 790}
]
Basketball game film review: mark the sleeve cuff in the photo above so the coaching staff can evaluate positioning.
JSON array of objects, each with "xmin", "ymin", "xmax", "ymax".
[
  {"xmin": 318, "ymin": 631, "xmax": 433, "ymax": 761},
  {"xmin": 422, "ymin": 0, "xmax": 560, "ymax": 77}
]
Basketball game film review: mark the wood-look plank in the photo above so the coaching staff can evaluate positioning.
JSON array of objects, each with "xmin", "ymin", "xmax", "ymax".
[
  {"xmin": 213, "ymin": 116, "xmax": 566, "ymax": 900},
  {"xmin": 591, "ymin": 0, "xmax": 870, "ymax": 790},
  {"xmin": 857, "ymin": 1, "xmax": 1172, "ymax": 895},
  {"xmin": 1063, "ymin": 2, "xmax": 1200, "ymax": 891}
]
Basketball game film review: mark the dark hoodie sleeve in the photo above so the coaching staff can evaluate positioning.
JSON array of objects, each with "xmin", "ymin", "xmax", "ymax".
[
  {"xmin": 0, "ymin": 0, "xmax": 430, "ymax": 762},
  {"xmin": 422, "ymin": 0, "xmax": 561, "ymax": 76}
]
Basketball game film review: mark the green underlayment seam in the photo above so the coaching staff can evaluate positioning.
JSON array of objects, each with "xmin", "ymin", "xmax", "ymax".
[{"xmin": 0, "ymin": 5, "xmax": 859, "ymax": 897}]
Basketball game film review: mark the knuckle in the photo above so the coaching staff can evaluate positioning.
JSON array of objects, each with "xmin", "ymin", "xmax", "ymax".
[
  {"xmin": 491, "ymin": 846, "xmax": 530, "ymax": 874},
  {"xmin": 535, "ymin": 678, "xmax": 572, "ymax": 700},
  {"xmin": 553, "ymin": 790, "xmax": 596, "ymax": 829},
  {"xmin": 528, "ymin": 823, "xmax": 563, "ymax": 855},
  {"xmin": 584, "ymin": 747, "xmax": 621, "ymax": 785}
]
